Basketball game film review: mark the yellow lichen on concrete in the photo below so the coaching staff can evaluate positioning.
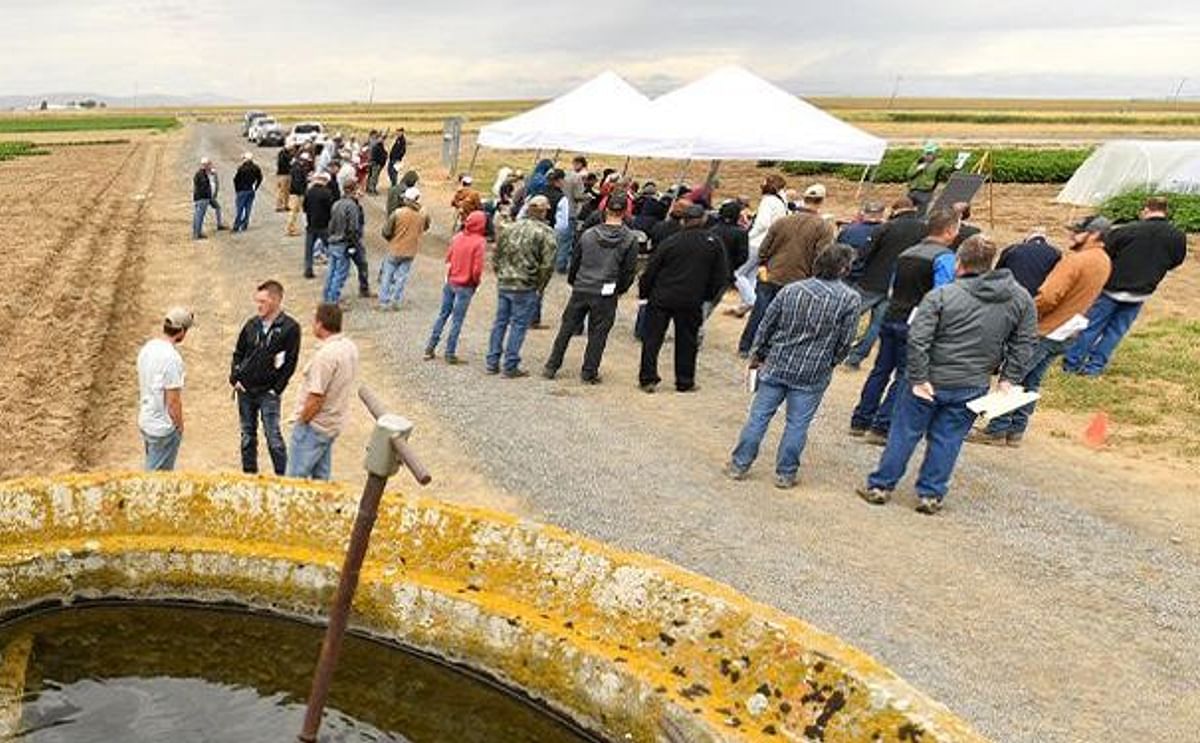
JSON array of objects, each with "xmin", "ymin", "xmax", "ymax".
[{"xmin": 0, "ymin": 473, "xmax": 988, "ymax": 742}]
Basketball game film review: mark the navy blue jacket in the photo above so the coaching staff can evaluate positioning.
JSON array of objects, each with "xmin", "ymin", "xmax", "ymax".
[
  {"xmin": 838, "ymin": 220, "xmax": 882, "ymax": 284},
  {"xmin": 996, "ymin": 237, "xmax": 1061, "ymax": 297}
]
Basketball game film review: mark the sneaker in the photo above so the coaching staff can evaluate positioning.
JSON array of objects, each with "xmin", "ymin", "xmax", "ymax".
[
  {"xmin": 1006, "ymin": 432, "xmax": 1024, "ymax": 448},
  {"xmin": 774, "ymin": 474, "xmax": 797, "ymax": 490},
  {"xmin": 966, "ymin": 429, "xmax": 1008, "ymax": 447},
  {"xmin": 856, "ymin": 486, "xmax": 891, "ymax": 506},
  {"xmin": 639, "ymin": 383, "xmax": 658, "ymax": 394},
  {"xmin": 724, "ymin": 463, "xmax": 749, "ymax": 481},
  {"xmin": 502, "ymin": 368, "xmax": 530, "ymax": 379},
  {"xmin": 423, "ymin": 348, "xmax": 436, "ymax": 361},
  {"xmin": 915, "ymin": 496, "xmax": 943, "ymax": 515},
  {"xmin": 541, "ymin": 367, "xmax": 557, "ymax": 380},
  {"xmin": 848, "ymin": 426, "xmax": 868, "ymax": 438},
  {"xmin": 446, "ymin": 355, "xmax": 465, "ymax": 366},
  {"xmin": 865, "ymin": 430, "xmax": 888, "ymax": 447}
]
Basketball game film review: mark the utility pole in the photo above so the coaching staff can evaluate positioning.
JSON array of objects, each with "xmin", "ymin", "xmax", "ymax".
[
  {"xmin": 368, "ymin": 78, "xmax": 376, "ymax": 107},
  {"xmin": 886, "ymin": 75, "xmax": 902, "ymax": 110}
]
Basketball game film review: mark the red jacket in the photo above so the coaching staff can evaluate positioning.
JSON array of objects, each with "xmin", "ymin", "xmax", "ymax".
[{"xmin": 446, "ymin": 211, "xmax": 487, "ymax": 287}]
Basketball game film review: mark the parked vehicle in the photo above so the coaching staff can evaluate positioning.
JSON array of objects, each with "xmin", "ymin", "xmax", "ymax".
[
  {"xmin": 248, "ymin": 117, "xmax": 278, "ymax": 143},
  {"xmin": 285, "ymin": 122, "xmax": 325, "ymax": 148},
  {"xmin": 242, "ymin": 110, "xmax": 267, "ymax": 137},
  {"xmin": 257, "ymin": 123, "xmax": 286, "ymax": 148}
]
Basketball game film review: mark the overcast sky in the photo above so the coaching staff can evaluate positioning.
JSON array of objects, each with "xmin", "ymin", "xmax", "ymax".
[{"xmin": 4, "ymin": 1, "xmax": 1199, "ymax": 102}]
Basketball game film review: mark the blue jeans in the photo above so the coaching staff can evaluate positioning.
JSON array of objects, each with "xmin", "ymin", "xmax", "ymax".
[
  {"xmin": 985, "ymin": 337, "xmax": 1067, "ymax": 436},
  {"xmin": 192, "ymin": 200, "xmax": 208, "ymax": 239},
  {"xmin": 851, "ymin": 320, "xmax": 908, "ymax": 433},
  {"xmin": 427, "ymin": 283, "xmax": 476, "ymax": 356},
  {"xmin": 554, "ymin": 223, "xmax": 575, "ymax": 274},
  {"xmin": 731, "ymin": 376, "xmax": 830, "ymax": 479},
  {"xmin": 323, "ymin": 242, "xmax": 350, "ymax": 304},
  {"xmin": 846, "ymin": 290, "xmax": 889, "ymax": 366},
  {"xmin": 286, "ymin": 423, "xmax": 334, "ymax": 481},
  {"xmin": 238, "ymin": 390, "xmax": 286, "ymax": 475},
  {"xmin": 738, "ymin": 281, "xmax": 782, "ymax": 355},
  {"xmin": 233, "ymin": 190, "xmax": 256, "ymax": 231},
  {"xmin": 304, "ymin": 228, "xmax": 327, "ymax": 277},
  {"xmin": 487, "ymin": 289, "xmax": 538, "ymax": 372},
  {"xmin": 209, "ymin": 199, "xmax": 224, "ymax": 229},
  {"xmin": 143, "ymin": 429, "xmax": 182, "ymax": 471},
  {"xmin": 379, "ymin": 255, "xmax": 415, "ymax": 307},
  {"xmin": 1062, "ymin": 294, "xmax": 1143, "ymax": 376},
  {"xmin": 868, "ymin": 384, "xmax": 988, "ymax": 500}
]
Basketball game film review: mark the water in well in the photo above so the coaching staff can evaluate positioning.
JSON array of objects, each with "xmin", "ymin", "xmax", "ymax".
[{"xmin": 0, "ymin": 603, "xmax": 597, "ymax": 742}]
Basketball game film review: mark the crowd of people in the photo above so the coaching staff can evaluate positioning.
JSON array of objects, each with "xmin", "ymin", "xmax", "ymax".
[{"xmin": 165, "ymin": 140, "xmax": 1187, "ymax": 512}]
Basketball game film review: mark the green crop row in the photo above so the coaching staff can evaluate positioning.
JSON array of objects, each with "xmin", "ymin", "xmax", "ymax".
[
  {"xmin": 0, "ymin": 141, "xmax": 48, "ymax": 161},
  {"xmin": 781, "ymin": 147, "xmax": 1092, "ymax": 184},
  {"xmin": 862, "ymin": 111, "xmax": 1200, "ymax": 126},
  {"xmin": 1100, "ymin": 188, "xmax": 1200, "ymax": 233},
  {"xmin": 0, "ymin": 115, "xmax": 178, "ymax": 133}
]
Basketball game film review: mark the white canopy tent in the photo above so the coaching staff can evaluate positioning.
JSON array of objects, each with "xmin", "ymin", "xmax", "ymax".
[
  {"xmin": 637, "ymin": 66, "xmax": 887, "ymax": 165},
  {"xmin": 476, "ymin": 71, "xmax": 654, "ymax": 156},
  {"xmin": 1056, "ymin": 140, "xmax": 1200, "ymax": 206}
]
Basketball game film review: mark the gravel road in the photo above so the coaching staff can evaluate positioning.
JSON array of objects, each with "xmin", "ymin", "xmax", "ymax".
[{"xmin": 175, "ymin": 125, "xmax": 1199, "ymax": 742}]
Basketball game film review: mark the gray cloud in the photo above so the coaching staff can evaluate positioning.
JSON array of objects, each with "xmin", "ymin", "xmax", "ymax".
[{"xmin": 1, "ymin": 1, "xmax": 1197, "ymax": 102}]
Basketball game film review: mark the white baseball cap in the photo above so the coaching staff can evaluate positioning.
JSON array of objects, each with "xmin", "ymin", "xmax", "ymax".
[
  {"xmin": 804, "ymin": 183, "xmax": 827, "ymax": 200},
  {"xmin": 404, "ymin": 186, "xmax": 422, "ymax": 201},
  {"xmin": 242, "ymin": 152, "xmax": 253, "ymax": 161},
  {"xmin": 164, "ymin": 306, "xmax": 194, "ymax": 331}
]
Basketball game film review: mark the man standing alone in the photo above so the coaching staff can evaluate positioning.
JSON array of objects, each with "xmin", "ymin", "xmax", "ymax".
[
  {"xmin": 486, "ymin": 195, "xmax": 556, "ymax": 378},
  {"xmin": 857, "ymin": 236, "xmax": 1037, "ymax": 514},
  {"xmin": 728, "ymin": 244, "xmax": 860, "ymax": 488},
  {"xmin": 137, "ymin": 307, "xmax": 193, "ymax": 471},
  {"xmin": 230, "ymin": 281, "xmax": 302, "ymax": 475},
  {"xmin": 542, "ymin": 192, "xmax": 639, "ymax": 384},
  {"xmin": 287, "ymin": 303, "xmax": 359, "ymax": 481},
  {"xmin": 232, "ymin": 153, "xmax": 263, "ymax": 233}
]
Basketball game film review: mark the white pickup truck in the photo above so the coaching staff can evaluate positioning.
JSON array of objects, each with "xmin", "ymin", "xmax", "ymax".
[{"xmin": 285, "ymin": 122, "xmax": 326, "ymax": 148}]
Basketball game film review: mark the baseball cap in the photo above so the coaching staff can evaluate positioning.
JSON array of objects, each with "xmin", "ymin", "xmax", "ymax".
[
  {"xmin": 404, "ymin": 186, "xmax": 421, "ymax": 201},
  {"xmin": 863, "ymin": 200, "xmax": 886, "ymax": 215},
  {"xmin": 460, "ymin": 175, "xmax": 473, "ymax": 185},
  {"xmin": 242, "ymin": 152, "xmax": 253, "ymax": 161},
  {"xmin": 804, "ymin": 184, "xmax": 827, "ymax": 200},
  {"xmin": 606, "ymin": 192, "xmax": 629, "ymax": 212},
  {"xmin": 682, "ymin": 203, "xmax": 706, "ymax": 219},
  {"xmin": 527, "ymin": 195, "xmax": 551, "ymax": 211},
  {"xmin": 164, "ymin": 306, "xmax": 194, "ymax": 331},
  {"xmin": 548, "ymin": 168, "xmax": 566, "ymax": 181},
  {"xmin": 922, "ymin": 141, "xmax": 940, "ymax": 155},
  {"xmin": 1070, "ymin": 215, "xmax": 1111, "ymax": 234}
]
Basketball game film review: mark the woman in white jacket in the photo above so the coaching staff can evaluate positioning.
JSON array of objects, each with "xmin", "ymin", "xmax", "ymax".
[{"xmin": 733, "ymin": 174, "xmax": 789, "ymax": 316}]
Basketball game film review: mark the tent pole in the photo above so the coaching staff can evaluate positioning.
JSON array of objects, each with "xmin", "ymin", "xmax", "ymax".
[
  {"xmin": 704, "ymin": 160, "xmax": 722, "ymax": 189},
  {"xmin": 466, "ymin": 144, "xmax": 481, "ymax": 177},
  {"xmin": 854, "ymin": 165, "xmax": 870, "ymax": 202},
  {"xmin": 620, "ymin": 156, "xmax": 631, "ymax": 177}
]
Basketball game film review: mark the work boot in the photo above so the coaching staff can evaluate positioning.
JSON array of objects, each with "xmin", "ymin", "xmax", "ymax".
[
  {"xmin": 856, "ymin": 485, "xmax": 891, "ymax": 506},
  {"xmin": 423, "ymin": 348, "xmax": 436, "ymax": 361},
  {"xmin": 1006, "ymin": 432, "xmax": 1025, "ymax": 448},
  {"xmin": 966, "ymin": 429, "xmax": 1008, "ymax": 447},
  {"xmin": 581, "ymin": 375, "xmax": 601, "ymax": 385},
  {"xmin": 915, "ymin": 496, "xmax": 944, "ymax": 515},
  {"xmin": 446, "ymin": 354, "xmax": 465, "ymax": 366},
  {"xmin": 639, "ymin": 382, "xmax": 658, "ymax": 394},
  {"xmin": 774, "ymin": 474, "xmax": 797, "ymax": 490},
  {"xmin": 865, "ymin": 430, "xmax": 888, "ymax": 446},
  {"xmin": 724, "ymin": 463, "xmax": 749, "ymax": 481},
  {"xmin": 541, "ymin": 367, "xmax": 557, "ymax": 380},
  {"xmin": 848, "ymin": 426, "xmax": 868, "ymax": 438},
  {"xmin": 502, "ymin": 368, "xmax": 530, "ymax": 379}
]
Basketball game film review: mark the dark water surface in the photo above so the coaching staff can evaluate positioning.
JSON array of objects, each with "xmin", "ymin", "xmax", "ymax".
[{"xmin": 0, "ymin": 603, "xmax": 595, "ymax": 742}]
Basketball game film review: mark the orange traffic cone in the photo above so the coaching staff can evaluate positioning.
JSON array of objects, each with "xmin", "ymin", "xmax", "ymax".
[{"xmin": 1083, "ymin": 412, "xmax": 1109, "ymax": 449}]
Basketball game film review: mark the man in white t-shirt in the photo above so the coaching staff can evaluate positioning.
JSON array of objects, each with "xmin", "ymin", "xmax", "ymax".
[{"xmin": 136, "ymin": 307, "xmax": 192, "ymax": 471}]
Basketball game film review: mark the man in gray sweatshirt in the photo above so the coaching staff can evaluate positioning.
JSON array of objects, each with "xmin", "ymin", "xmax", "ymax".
[
  {"xmin": 542, "ymin": 192, "xmax": 638, "ymax": 384},
  {"xmin": 858, "ymin": 235, "xmax": 1037, "ymax": 514}
]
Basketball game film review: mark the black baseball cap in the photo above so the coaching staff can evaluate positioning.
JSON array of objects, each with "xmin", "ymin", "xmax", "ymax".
[
  {"xmin": 682, "ymin": 203, "xmax": 706, "ymax": 219},
  {"xmin": 1069, "ymin": 215, "xmax": 1111, "ymax": 234}
]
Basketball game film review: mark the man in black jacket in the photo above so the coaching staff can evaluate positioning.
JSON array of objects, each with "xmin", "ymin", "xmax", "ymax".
[
  {"xmin": 191, "ymin": 158, "xmax": 213, "ymax": 240},
  {"xmin": 542, "ymin": 193, "xmax": 639, "ymax": 384},
  {"xmin": 302, "ymin": 173, "xmax": 336, "ymax": 279},
  {"xmin": 387, "ymin": 128, "xmax": 407, "ymax": 187},
  {"xmin": 638, "ymin": 203, "xmax": 729, "ymax": 393},
  {"xmin": 367, "ymin": 131, "xmax": 388, "ymax": 195},
  {"xmin": 1063, "ymin": 196, "xmax": 1188, "ymax": 376},
  {"xmin": 232, "ymin": 153, "xmax": 264, "ymax": 233},
  {"xmin": 845, "ymin": 197, "xmax": 928, "ymax": 368},
  {"xmin": 230, "ymin": 280, "xmax": 302, "ymax": 475}
]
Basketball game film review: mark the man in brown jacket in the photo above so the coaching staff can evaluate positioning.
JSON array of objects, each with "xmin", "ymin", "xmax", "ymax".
[
  {"xmin": 378, "ymin": 186, "xmax": 431, "ymax": 310},
  {"xmin": 738, "ymin": 184, "xmax": 837, "ymax": 356},
  {"xmin": 973, "ymin": 215, "xmax": 1113, "ymax": 446}
]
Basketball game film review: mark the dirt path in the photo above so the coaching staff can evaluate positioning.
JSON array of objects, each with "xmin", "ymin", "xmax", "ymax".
[{"xmin": 71, "ymin": 124, "xmax": 1200, "ymax": 742}]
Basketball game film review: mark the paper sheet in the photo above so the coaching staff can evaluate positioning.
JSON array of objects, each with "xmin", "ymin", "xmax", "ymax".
[
  {"xmin": 1046, "ymin": 314, "xmax": 1090, "ymax": 342},
  {"xmin": 967, "ymin": 387, "xmax": 1041, "ymax": 419}
]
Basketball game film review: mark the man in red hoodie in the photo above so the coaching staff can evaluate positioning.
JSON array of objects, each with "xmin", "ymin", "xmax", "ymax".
[{"xmin": 424, "ymin": 210, "xmax": 487, "ymax": 364}]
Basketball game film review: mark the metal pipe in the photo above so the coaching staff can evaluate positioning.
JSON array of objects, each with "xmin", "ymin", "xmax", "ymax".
[
  {"xmin": 466, "ymin": 144, "xmax": 481, "ymax": 177},
  {"xmin": 298, "ymin": 387, "xmax": 431, "ymax": 742}
]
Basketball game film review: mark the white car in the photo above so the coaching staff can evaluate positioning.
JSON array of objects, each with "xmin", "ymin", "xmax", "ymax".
[
  {"xmin": 241, "ymin": 110, "xmax": 267, "ymax": 137},
  {"xmin": 285, "ymin": 122, "xmax": 325, "ymax": 148},
  {"xmin": 248, "ymin": 117, "xmax": 278, "ymax": 143}
]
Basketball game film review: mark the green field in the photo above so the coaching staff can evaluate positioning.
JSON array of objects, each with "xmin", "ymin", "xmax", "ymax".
[
  {"xmin": 0, "ymin": 141, "xmax": 48, "ymax": 161},
  {"xmin": 0, "ymin": 115, "xmax": 178, "ymax": 134},
  {"xmin": 782, "ymin": 147, "xmax": 1093, "ymax": 184}
]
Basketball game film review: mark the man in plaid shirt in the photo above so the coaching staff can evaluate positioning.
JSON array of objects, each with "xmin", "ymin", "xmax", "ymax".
[{"xmin": 727, "ymin": 244, "xmax": 860, "ymax": 489}]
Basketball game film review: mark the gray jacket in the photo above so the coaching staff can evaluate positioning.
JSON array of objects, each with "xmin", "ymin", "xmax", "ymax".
[
  {"xmin": 327, "ymin": 197, "xmax": 361, "ymax": 245},
  {"xmin": 568, "ymin": 223, "xmax": 638, "ymax": 296},
  {"xmin": 907, "ymin": 269, "xmax": 1037, "ymax": 388}
]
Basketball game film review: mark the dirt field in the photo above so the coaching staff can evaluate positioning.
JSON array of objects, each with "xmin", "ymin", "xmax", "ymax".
[{"xmin": 0, "ymin": 120, "xmax": 1197, "ymax": 742}]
